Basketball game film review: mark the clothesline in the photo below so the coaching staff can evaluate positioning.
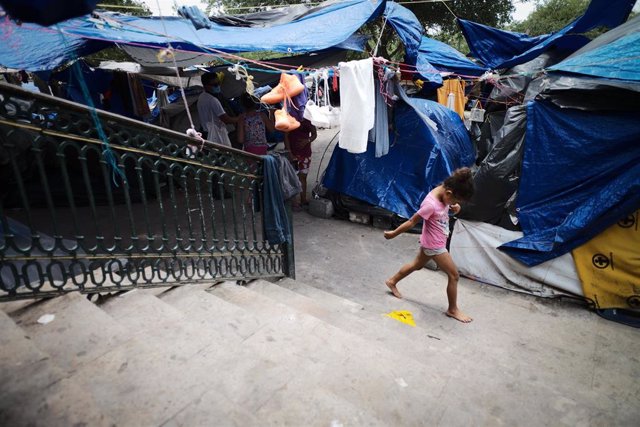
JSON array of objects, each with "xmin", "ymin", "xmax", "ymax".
[
  {"xmin": 6, "ymin": 10, "xmax": 549, "ymax": 89},
  {"xmin": 11, "ymin": 12, "xmax": 541, "ymax": 112},
  {"xmin": 74, "ymin": 12, "xmax": 544, "ymax": 83}
]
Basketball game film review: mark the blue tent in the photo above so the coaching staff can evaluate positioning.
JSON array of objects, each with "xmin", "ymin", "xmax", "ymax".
[
  {"xmin": 458, "ymin": 0, "xmax": 635, "ymax": 70},
  {"xmin": 323, "ymin": 96, "xmax": 474, "ymax": 219},
  {"xmin": 0, "ymin": 0, "xmax": 384, "ymax": 71},
  {"xmin": 499, "ymin": 100, "xmax": 640, "ymax": 266}
]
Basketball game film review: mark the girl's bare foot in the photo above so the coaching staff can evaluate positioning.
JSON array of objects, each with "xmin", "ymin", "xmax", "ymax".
[
  {"xmin": 385, "ymin": 280, "xmax": 402, "ymax": 298},
  {"xmin": 446, "ymin": 308, "xmax": 472, "ymax": 323}
]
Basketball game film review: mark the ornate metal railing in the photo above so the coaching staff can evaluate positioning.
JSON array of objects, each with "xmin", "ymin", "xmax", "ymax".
[{"xmin": 0, "ymin": 83, "xmax": 294, "ymax": 300}]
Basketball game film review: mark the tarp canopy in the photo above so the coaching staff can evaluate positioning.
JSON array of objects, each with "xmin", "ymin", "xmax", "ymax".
[
  {"xmin": 0, "ymin": 15, "xmax": 109, "ymax": 72},
  {"xmin": 0, "ymin": 0, "xmax": 384, "ymax": 71},
  {"xmin": 499, "ymin": 100, "xmax": 640, "ymax": 266},
  {"xmin": 416, "ymin": 36, "xmax": 488, "ymax": 78},
  {"xmin": 459, "ymin": 0, "xmax": 635, "ymax": 70},
  {"xmin": 323, "ymin": 93, "xmax": 474, "ymax": 219},
  {"xmin": 548, "ymin": 15, "xmax": 640, "ymax": 81}
]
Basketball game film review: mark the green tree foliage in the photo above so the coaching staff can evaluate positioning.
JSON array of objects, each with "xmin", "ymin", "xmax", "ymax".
[
  {"xmin": 411, "ymin": 0, "xmax": 516, "ymax": 35},
  {"xmin": 510, "ymin": 0, "xmax": 590, "ymax": 35}
]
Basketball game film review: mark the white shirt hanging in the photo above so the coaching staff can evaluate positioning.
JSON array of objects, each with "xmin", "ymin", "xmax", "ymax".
[{"xmin": 338, "ymin": 58, "xmax": 375, "ymax": 154}]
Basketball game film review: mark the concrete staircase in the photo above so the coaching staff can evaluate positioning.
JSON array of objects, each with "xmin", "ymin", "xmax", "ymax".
[
  {"xmin": 2, "ymin": 271, "xmax": 638, "ymax": 426},
  {"xmin": 0, "ymin": 278, "xmax": 451, "ymax": 426}
]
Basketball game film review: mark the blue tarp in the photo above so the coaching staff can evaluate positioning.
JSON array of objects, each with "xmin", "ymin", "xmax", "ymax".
[
  {"xmin": 500, "ymin": 100, "xmax": 640, "ymax": 266},
  {"xmin": 548, "ymin": 27, "xmax": 640, "ymax": 81},
  {"xmin": 0, "ymin": 0, "xmax": 384, "ymax": 71},
  {"xmin": 0, "ymin": 15, "xmax": 109, "ymax": 71},
  {"xmin": 459, "ymin": 0, "xmax": 635, "ymax": 70},
  {"xmin": 323, "ymin": 98, "xmax": 475, "ymax": 219},
  {"xmin": 416, "ymin": 36, "xmax": 488, "ymax": 78},
  {"xmin": 383, "ymin": 2, "xmax": 423, "ymax": 65}
]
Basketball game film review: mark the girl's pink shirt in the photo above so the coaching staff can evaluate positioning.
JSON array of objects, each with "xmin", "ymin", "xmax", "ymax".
[{"xmin": 417, "ymin": 194, "xmax": 450, "ymax": 249}]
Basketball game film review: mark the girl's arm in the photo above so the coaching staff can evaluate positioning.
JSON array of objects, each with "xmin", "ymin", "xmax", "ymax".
[{"xmin": 384, "ymin": 213, "xmax": 422, "ymax": 240}]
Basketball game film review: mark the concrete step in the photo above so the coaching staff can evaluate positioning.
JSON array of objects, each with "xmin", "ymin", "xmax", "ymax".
[
  {"xmin": 281, "ymin": 276, "xmax": 624, "ymax": 426},
  {"xmin": 5, "ymin": 291, "xmax": 228, "ymax": 425},
  {"xmin": 83, "ymin": 290, "xmax": 265, "ymax": 425},
  {"xmin": 254, "ymin": 278, "xmax": 602, "ymax": 421},
  {"xmin": 158, "ymin": 283, "xmax": 263, "ymax": 342},
  {"xmin": 253, "ymin": 382, "xmax": 387, "ymax": 427},
  {"xmin": 247, "ymin": 279, "xmax": 452, "ymax": 365},
  {"xmin": 99, "ymin": 288, "xmax": 241, "ymax": 361},
  {"xmin": 0, "ymin": 310, "xmax": 112, "ymax": 427},
  {"xmin": 0, "ymin": 287, "xmax": 259, "ymax": 425},
  {"xmin": 10, "ymin": 292, "xmax": 132, "ymax": 375},
  {"xmin": 103, "ymin": 289, "xmax": 381, "ymax": 425},
  {"xmin": 101, "ymin": 288, "xmax": 388, "ymax": 425},
  {"xmin": 274, "ymin": 277, "xmax": 365, "ymax": 314},
  {"xmin": 157, "ymin": 284, "xmax": 387, "ymax": 425},
  {"xmin": 0, "ymin": 298, "xmax": 44, "ymax": 316},
  {"xmin": 209, "ymin": 281, "xmax": 448, "ymax": 425}
]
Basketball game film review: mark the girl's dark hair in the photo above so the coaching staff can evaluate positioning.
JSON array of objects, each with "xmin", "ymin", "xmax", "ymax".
[
  {"xmin": 443, "ymin": 167, "xmax": 474, "ymax": 201},
  {"xmin": 240, "ymin": 92, "xmax": 258, "ymax": 110}
]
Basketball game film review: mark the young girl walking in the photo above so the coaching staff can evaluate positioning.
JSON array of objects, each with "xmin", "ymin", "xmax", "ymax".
[{"xmin": 384, "ymin": 168, "xmax": 475, "ymax": 323}]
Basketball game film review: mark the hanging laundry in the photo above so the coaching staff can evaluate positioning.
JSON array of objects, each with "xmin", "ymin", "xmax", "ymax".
[
  {"xmin": 338, "ymin": 58, "xmax": 375, "ymax": 154},
  {"xmin": 271, "ymin": 152, "xmax": 302, "ymax": 201},
  {"xmin": 381, "ymin": 67, "xmax": 399, "ymax": 107},
  {"xmin": 368, "ymin": 79, "xmax": 390, "ymax": 158},
  {"xmin": 437, "ymin": 78, "xmax": 466, "ymax": 119},
  {"xmin": 262, "ymin": 155, "xmax": 292, "ymax": 245}
]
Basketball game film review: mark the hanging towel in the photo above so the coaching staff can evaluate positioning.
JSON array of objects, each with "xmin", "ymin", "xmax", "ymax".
[
  {"xmin": 262, "ymin": 155, "xmax": 292, "ymax": 245},
  {"xmin": 367, "ymin": 79, "xmax": 390, "ymax": 158},
  {"xmin": 437, "ymin": 79, "xmax": 466, "ymax": 119},
  {"xmin": 338, "ymin": 58, "xmax": 375, "ymax": 154}
]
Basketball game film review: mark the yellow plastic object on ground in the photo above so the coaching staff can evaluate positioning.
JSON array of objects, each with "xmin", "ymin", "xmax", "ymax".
[
  {"xmin": 572, "ymin": 210, "xmax": 640, "ymax": 309},
  {"xmin": 385, "ymin": 310, "xmax": 416, "ymax": 327}
]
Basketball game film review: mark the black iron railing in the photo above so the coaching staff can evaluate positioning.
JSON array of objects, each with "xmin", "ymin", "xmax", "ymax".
[{"xmin": 0, "ymin": 83, "xmax": 294, "ymax": 300}]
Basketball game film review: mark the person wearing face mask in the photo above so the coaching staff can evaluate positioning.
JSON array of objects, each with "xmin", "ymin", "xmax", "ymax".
[{"xmin": 197, "ymin": 73, "xmax": 240, "ymax": 147}]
